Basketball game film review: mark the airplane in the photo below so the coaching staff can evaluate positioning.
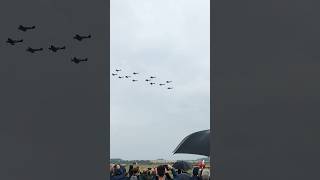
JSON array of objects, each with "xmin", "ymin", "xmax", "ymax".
[
  {"xmin": 150, "ymin": 82, "xmax": 155, "ymax": 85},
  {"xmin": 132, "ymin": 79, "xmax": 138, "ymax": 82},
  {"xmin": 115, "ymin": 69, "xmax": 121, "ymax": 72},
  {"xmin": 159, "ymin": 84, "xmax": 165, "ymax": 86},
  {"xmin": 133, "ymin": 72, "xmax": 139, "ymax": 75},
  {"xmin": 18, "ymin": 25, "xmax": 35, "ymax": 32},
  {"xmin": 26, "ymin": 47, "xmax": 43, "ymax": 53},
  {"xmin": 73, "ymin": 34, "xmax": 91, "ymax": 41},
  {"xmin": 125, "ymin": 76, "xmax": 131, "ymax": 78},
  {"xmin": 150, "ymin": 76, "xmax": 156, "ymax": 79},
  {"xmin": 118, "ymin": 76, "xmax": 124, "ymax": 79},
  {"xmin": 167, "ymin": 87, "xmax": 173, "ymax": 89},
  {"xmin": 112, "ymin": 73, "xmax": 117, "ymax": 76},
  {"xmin": 71, "ymin": 57, "xmax": 88, "ymax": 64},
  {"xmin": 6, "ymin": 38, "xmax": 23, "ymax": 45},
  {"xmin": 166, "ymin": 81, "xmax": 172, "ymax": 83},
  {"xmin": 145, "ymin": 79, "xmax": 151, "ymax": 82},
  {"xmin": 48, "ymin": 45, "xmax": 66, "ymax": 52}
]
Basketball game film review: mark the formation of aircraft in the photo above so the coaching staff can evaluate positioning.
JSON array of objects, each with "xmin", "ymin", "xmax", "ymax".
[
  {"xmin": 6, "ymin": 24, "xmax": 92, "ymax": 64},
  {"xmin": 111, "ymin": 69, "xmax": 174, "ymax": 90}
]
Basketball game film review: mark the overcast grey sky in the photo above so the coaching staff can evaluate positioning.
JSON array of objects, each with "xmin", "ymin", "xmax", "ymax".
[{"xmin": 110, "ymin": 0, "xmax": 210, "ymax": 160}]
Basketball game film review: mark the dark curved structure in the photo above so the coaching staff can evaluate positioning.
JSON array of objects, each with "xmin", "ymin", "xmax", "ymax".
[{"xmin": 173, "ymin": 129, "xmax": 210, "ymax": 156}]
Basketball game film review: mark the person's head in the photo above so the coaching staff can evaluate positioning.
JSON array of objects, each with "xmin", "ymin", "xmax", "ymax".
[
  {"xmin": 110, "ymin": 164, "xmax": 115, "ymax": 171},
  {"xmin": 132, "ymin": 166, "xmax": 140, "ymax": 175},
  {"xmin": 177, "ymin": 169, "xmax": 182, "ymax": 174},
  {"xmin": 129, "ymin": 165, "xmax": 134, "ymax": 176},
  {"xmin": 157, "ymin": 165, "xmax": 166, "ymax": 177},
  {"xmin": 193, "ymin": 167, "xmax": 200, "ymax": 176},
  {"xmin": 120, "ymin": 165, "xmax": 126, "ymax": 174},
  {"xmin": 114, "ymin": 168, "xmax": 123, "ymax": 176},
  {"xmin": 151, "ymin": 168, "xmax": 157, "ymax": 176},
  {"xmin": 109, "ymin": 164, "xmax": 114, "ymax": 176},
  {"xmin": 201, "ymin": 169, "xmax": 210, "ymax": 180}
]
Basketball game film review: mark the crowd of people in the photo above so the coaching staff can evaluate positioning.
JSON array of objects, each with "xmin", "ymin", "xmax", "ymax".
[{"xmin": 109, "ymin": 163, "xmax": 210, "ymax": 180}]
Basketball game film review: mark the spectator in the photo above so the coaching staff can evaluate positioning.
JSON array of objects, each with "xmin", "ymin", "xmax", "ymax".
[
  {"xmin": 174, "ymin": 168, "xmax": 190, "ymax": 180},
  {"xmin": 139, "ymin": 169, "xmax": 151, "ymax": 180},
  {"xmin": 111, "ymin": 164, "xmax": 128, "ymax": 180},
  {"xmin": 190, "ymin": 167, "xmax": 200, "ymax": 180},
  {"xmin": 110, "ymin": 164, "xmax": 115, "ymax": 177},
  {"xmin": 152, "ymin": 165, "xmax": 176, "ymax": 180},
  {"xmin": 200, "ymin": 169, "xmax": 210, "ymax": 180},
  {"xmin": 129, "ymin": 166, "xmax": 140, "ymax": 180},
  {"xmin": 129, "ymin": 165, "xmax": 134, "ymax": 177}
]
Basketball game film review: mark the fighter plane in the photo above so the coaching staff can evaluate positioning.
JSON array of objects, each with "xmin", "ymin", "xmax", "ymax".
[
  {"xmin": 48, "ymin": 45, "xmax": 66, "ymax": 52},
  {"xmin": 167, "ymin": 87, "xmax": 173, "ymax": 90},
  {"xmin": 112, "ymin": 73, "xmax": 117, "ymax": 76},
  {"xmin": 150, "ymin": 76, "xmax": 156, "ymax": 79},
  {"xmin": 125, "ymin": 76, "xmax": 131, "ymax": 78},
  {"xmin": 118, "ymin": 76, "xmax": 124, "ymax": 79},
  {"xmin": 133, "ymin": 72, "xmax": 139, "ymax": 75},
  {"xmin": 145, "ymin": 79, "xmax": 151, "ymax": 82},
  {"xmin": 132, "ymin": 79, "xmax": 138, "ymax": 82},
  {"xmin": 73, "ymin": 34, "xmax": 91, "ymax": 41},
  {"xmin": 26, "ymin": 47, "xmax": 43, "ymax": 53},
  {"xmin": 115, "ymin": 69, "xmax": 121, "ymax": 72},
  {"xmin": 18, "ymin": 25, "xmax": 35, "ymax": 32},
  {"xmin": 150, "ymin": 82, "xmax": 155, "ymax": 85},
  {"xmin": 159, "ymin": 84, "xmax": 165, "ymax": 86},
  {"xmin": 166, "ymin": 81, "xmax": 172, "ymax": 83},
  {"xmin": 71, "ymin": 57, "xmax": 88, "ymax": 64},
  {"xmin": 6, "ymin": 38, "xmax": 23, "ymax": 45}
]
